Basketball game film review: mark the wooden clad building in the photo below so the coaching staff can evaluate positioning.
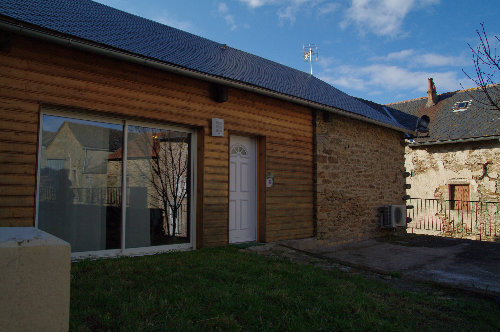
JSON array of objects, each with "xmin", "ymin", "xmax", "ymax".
[{"xmin": 0, "ymin": 0, "xmax": 416, "ymax": 258}]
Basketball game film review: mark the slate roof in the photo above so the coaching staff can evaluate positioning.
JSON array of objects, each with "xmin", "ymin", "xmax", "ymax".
[
  {"xmin": 0, "ymin": 0, "xmax": 416, "ymax": 132},
  {"xmin": 41, "ymin": 130, "xmax": 57, "ymax": 147},
  {"xmin": 356, "ymin": 98, "xmax": 419, "ymax": 132},
  {"xmin": 388, "ymin": 84, "xmax": 500, "ymax": 144},
  {"xmin": 66, "ymin": 122, "xmax": 123, "ymax": 151},
  {"xmin": 108, "ymin": 131, "xmax": 188, "ymax": 160}
]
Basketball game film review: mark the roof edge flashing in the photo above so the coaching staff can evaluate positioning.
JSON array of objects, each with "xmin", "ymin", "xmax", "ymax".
[{"xmin": 408, "ymin": 135, "xmax": 500, "ymax": 146}]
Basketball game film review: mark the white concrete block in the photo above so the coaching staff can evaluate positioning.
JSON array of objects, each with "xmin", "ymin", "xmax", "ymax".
[{"xmin": 0, "ymin": 227, "xmax": 70, "ymax": 332}]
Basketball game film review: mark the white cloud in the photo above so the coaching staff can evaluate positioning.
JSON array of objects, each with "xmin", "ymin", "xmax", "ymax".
[
  {"xmin": 277, "ymin": 0, "xmax": 319, "ymax": 24},
  {"xmin": 318, "ymin": 63, "xmax": 472, "ymax": 98},
  {"xmin": 239, "ymin": 0, "xmax": 279, "ymax": 8},
  {"xmin": 371, "ymin": 49, "xmax": 467, "ymax": 67},
  {"xmin": 318, "ymin": 2, "xmax": 340, "ymax": 15},
  {"xmin": 326, "ymin": 75, "xmax": 368, "ymax": 90},
  {"xmin": 318, "ymin": 56, "xmax": 336, "ymax": 69},
  {"xmin": 217, "ymin": 2, "xmax": 238, "ymax": 30},
  {"xmin": 277, "ymin": 5, "xmax": 299, "ymax": 24},
  {"xmin": 414, "ymin": 53, "xmax": 467, "ymax": 67},
  {"xmin": 238, "ymin": 0, "xmax": 330, "ymax": 25},
  {"xmin": 218, "ymin": 2, "xmax": 229, "ymax": 13},
  {"xmin": 224, "ymin": 15, "xmax": 237, "ymax": 31},
  {"xmin": 341, "ymin": 0, "xmax": 440, "ymax": 37},
  {"xmin": 371, "ymin": 49, "xmax": 415, "ymax": 61}
]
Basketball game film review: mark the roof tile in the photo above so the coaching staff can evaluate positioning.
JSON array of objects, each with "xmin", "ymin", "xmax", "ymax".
[{"xmin": 389, "ymin": 85, "xmax": 500, "ymax": 143}]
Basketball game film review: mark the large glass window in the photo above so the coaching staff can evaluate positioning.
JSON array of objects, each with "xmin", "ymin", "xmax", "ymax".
[
  {"xmin": 37, "ymin": 113, "xmax": 194, "ymax": 254},
  {"xmin": 124, "ymin": 125, "xmax": 191, "ymax": 248},
  {"xmin": 38, "ymin": 115, "xmax": 123, "ymax": 252}
]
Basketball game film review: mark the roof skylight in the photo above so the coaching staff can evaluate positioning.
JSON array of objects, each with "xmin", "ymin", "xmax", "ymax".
[{"xmin": 453, "ymin": 100, "xmax": 472, "ymax": 112}]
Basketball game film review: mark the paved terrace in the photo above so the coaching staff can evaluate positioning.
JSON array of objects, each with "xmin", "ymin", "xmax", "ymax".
[{"xmin": 244, "ymin": 234, "xmax": 500, "ymax": 298}]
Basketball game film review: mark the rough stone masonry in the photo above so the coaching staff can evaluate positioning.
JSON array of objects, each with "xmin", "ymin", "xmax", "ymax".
[{"xmin": 315, "ymin": 111, "xmax": 407, "ymax": 243}]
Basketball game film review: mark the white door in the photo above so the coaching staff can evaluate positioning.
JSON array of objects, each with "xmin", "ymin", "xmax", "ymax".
[{"xmin": 229, "ymin": 136, "xmax": 257, "ymax": 243}]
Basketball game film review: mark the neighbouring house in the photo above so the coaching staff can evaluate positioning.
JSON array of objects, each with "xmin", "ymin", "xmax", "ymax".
[
  {"xmin": 0, "ymin": 0, "xmax": 418, "ymax": 258},
  {"xmin": 389, "ymin": 79, "xmax": 500, "ymax": 240},
  {"xmin": 107, "ymin": 130, "xmax": 191, "ymax": 240},
  {"xmin": 41, "ymin": 121, "xmax": 123, "ymax": 199}
]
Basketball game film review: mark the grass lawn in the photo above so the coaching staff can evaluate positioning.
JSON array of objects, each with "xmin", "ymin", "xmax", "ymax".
[{"xmin": 70, "ymin": 246, "xmax": 499, "ymax": 331}]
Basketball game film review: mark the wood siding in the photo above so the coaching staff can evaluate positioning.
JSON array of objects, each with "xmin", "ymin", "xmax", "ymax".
[{"xmin": 0, "ymin": 33, "xmax": 314, "ymax": 245}]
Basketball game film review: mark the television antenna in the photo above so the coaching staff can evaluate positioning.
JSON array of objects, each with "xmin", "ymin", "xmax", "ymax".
[{"xmin": 303, "ymin": 43, "xmax": 318, "ymax": 75}]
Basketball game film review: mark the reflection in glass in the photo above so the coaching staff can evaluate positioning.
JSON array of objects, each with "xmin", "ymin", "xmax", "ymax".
[
  {"xmin": 123, "ymin": 126, "xmax": 191, "ymax": 248},
  {"xmin": 38, "ymin": 115, "xmax": 123, "ymax": 252}
]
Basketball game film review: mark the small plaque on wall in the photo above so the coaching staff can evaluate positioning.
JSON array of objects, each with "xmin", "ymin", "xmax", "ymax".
[
  {"xmin": 266, "ymin": 172, "xmax": 274, "ymax": 188},
  {"xmin": 212, "ymin": 118, "xmax": 224, "ymax": 137}
]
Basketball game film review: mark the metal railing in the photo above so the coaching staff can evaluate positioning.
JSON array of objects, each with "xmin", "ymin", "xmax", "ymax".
[
  {"xmin": 40, "ymin": 186, "xmax": 128, "ymax": 206},
  {"xmin": 72, "ymin": 187, "xmax": 125, "ymax": 206},
  {"xmin": 407, "ymin": 198, "xmax": 499, "ymax": 241}
]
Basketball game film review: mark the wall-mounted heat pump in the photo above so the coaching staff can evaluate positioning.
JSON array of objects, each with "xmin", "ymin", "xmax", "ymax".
[{"xmin": 379, "ymin": 205, "xmax": 407, "ymax": 228}]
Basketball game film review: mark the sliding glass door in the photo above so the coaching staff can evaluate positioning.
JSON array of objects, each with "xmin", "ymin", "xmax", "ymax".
[
  {"xmin": 37, "ymin": 111, "xmax": 195, "ymax": 256},
  {"xmin": 124, "ymin": 125, "xmax": 191, "ymax": 248}
]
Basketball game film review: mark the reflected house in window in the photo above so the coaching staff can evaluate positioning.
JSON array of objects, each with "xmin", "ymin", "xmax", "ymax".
[
  {"xmin": 38, "ymin": 115, "xmax": 192, "ymax": 253},
  {"xmin": 38, "ymin": 117, "xmax": 125, "ymax": 252},
  {"xmin": 107, "ymin": 128, "xmax": 190, "ymax": 239},
  {"xmin": 40, "ymin": 121, "xmax": 123, "ymax": 205}
]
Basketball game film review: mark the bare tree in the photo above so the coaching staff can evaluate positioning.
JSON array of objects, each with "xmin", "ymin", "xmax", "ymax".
[
  {"xmin": 130, "ymin": 128, "xmax": 189, "ymax": 238},
  {"xmin": 462, "ymin": 23, "xmax": 500, "ymax": 113}
]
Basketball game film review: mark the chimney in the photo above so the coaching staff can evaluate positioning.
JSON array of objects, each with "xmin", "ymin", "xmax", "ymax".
[{"xmin": 426, "ymin": 78, "xmax": 438, "ymax": 107}]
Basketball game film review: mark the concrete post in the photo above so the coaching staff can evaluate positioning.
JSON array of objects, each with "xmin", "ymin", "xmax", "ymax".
[{"xmin": 0, "ymin": 227, "xmax": 70, "ymax": 332}]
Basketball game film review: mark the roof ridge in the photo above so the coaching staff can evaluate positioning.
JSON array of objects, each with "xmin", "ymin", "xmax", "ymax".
[
  {"xmin": 386, "ymin": 83, "xmax": 500, "ymax": 106},
  {"xmin": 386, "ymin": 96, "xmax": 427, "ymax": 105}
]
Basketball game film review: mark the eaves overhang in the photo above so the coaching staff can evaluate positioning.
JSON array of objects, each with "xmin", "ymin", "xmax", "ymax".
[
  {"xmin": 407, "ymin": 135, "xmax": 500, "ymax": 146},
  {"xmin": 0, "ymin": 18, "xmax": 414, "ymax": 134}
]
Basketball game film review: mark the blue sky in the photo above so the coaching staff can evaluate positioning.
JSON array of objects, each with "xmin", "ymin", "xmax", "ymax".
[{"xmin": 94, "ymin": 0, "xmax": 499, "ymax": 104}]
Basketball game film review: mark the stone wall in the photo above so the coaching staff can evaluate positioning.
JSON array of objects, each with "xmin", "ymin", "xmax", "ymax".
[
  {"xmin": 315, "ymin": 111, "xmax": 407, "ymax": 243},
  {"xmin": 405, "ymin": 140, "xmax": 500, "ymax": 202}
]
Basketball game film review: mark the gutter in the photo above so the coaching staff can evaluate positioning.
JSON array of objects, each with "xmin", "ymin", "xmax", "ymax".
[
  {"xmin": 0, "ymin": 19, "xmax": 413, "ymax": 134},
  {"xmin": 408, "ymin": 135, "xmax": 500, "ymax": 146}
]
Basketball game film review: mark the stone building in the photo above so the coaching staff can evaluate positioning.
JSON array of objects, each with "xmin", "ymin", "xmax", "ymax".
[
  {"xmin": 389, "ymin": 79, "xmax": 500, "ymax": 239},
  {"xmin": 389, "ymin": 80, "xmax": 500, "ymax": 202},
  {"xmin": 315, "ymin": 99, "xmax": 418, "ymax": 243}
]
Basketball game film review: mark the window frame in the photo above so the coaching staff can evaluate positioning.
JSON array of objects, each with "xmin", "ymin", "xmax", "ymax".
[
  {"xmin": 452, "ymin": 100, "xmax": 472, "ymax": 112},
  {"xmin": 46, "ymin": 159, "xmax": 66, "ymax": 171},
  {"xmin": 36, "ymin": 107, "xmax": 197, "ymax": 260},
  {"xmin": 449, "ymin": 184, "xmax": 470, "ymax": 211}
]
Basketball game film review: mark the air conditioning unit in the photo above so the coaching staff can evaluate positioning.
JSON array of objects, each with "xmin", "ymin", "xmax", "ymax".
[{"xmin": 380, "ymin": 205, "xmax": 407, "ymax": 228}]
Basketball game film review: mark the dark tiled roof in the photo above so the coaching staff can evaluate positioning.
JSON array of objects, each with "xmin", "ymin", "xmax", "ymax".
[
  {"xmin": 388, "ymin": 85, "xmax": 500, "ymax": 143},
  {"xmin": 67, "ymin": 122, "xmax": 123, "ymax": 151},
  {"xmin": 41, "ymin": 130, "xmax": 56, "ymax": 147},
  {"xmin": 356, "ymin": 98, "xmax": 419, "ymax": 132},
  {"xmin": 0, "ymin": 0, "xmax": 416, "ymax": 132},
  {"xmin": 108, "ymin": 131, "xmax": 189, "ymax": 160}
]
